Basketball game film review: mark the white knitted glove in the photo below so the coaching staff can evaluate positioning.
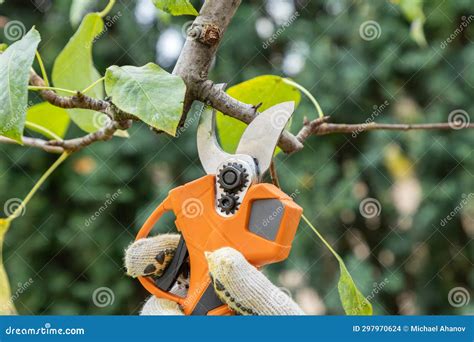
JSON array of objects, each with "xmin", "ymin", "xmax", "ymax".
[{"xmin": 125, "ymin": 233, "xmax": 304, "ymax": 315}]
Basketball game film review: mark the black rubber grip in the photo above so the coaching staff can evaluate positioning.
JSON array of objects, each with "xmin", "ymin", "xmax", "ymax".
[
  {"xmin": 191, "ymin": 283, "xmax": 225, "ymax": 315},
  {"xmin": 155, "ymin": 236, "xmax": 188, "ymax": 292}
]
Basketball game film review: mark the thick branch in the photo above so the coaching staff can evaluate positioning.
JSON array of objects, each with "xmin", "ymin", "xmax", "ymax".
[
  {"xmin": 172, "ymin": 0, "xmax": 303, "ymax": 153},
  {"xmin": 173, "ymin": 0, "xmax": 240, "ymax": 112}
]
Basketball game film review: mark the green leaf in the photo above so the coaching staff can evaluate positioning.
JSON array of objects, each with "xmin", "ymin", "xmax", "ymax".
[
  {"xmin": 0, "ymin": 219, "xmax": 16, "ymax": 314},
  {"xmin": 302, "ymin": 215, "xmax": 373, "ymax": 315},
  {"xmin": 26, "ymin": 102, "xmax": 70, "ymax": 139},
  {"xmin": 216, "ymin": 75, "xmax": 301, "ymax": 153},
  {"xmin": 70, "ymin": 0, "xmax": 98, "ymax": 27},
  {"xmin": 52, "ymin": 13, "xmax": 106, "ymax": 134},
  {"xmin": 0, "ymin": 43, "xmax": 7, "ymax": 52},
  {"xmin": 338, "ymin": 260, "xmax": 373, "ymax": 315},
  {"xmin": 152, "ymin": 0, "xmax": 198, "ymax": 16},
  {"xmin": 393, "ymin": 0, "xmax": 427, "ymax": 47},
  {"xmin": 104, "ymin": 63, "xmax": 186, "ymax": 136},
  {"xmin": 0, "ymin": 28, "xmax": 41, "ymax": 143}
]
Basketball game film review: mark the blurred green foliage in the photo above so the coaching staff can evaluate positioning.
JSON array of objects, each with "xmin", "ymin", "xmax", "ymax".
[{"xmin": 0, "ymin": 0, "xmax": 472, "ymax": 315}]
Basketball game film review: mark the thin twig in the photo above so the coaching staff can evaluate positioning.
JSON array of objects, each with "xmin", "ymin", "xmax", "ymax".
[
  {"xmin": 0, "ymin": 120, "xmax": 131, "ymax": 153},
  {"xmin": 28, "ymin": 69, "xmax": 135, "ymax": 121},
  {"xmin": 297, "ymin": 119, "xmax": 474, "ymax": 143},
  {"xmin": 269, "ymin": 161, "xmax": 281, "ymax": 188},
  {"xmin": 0, "ymin": 136, "xmax": 63, "ymax": 153},
  {"xmin": 48, "ymin": 120, "xmax": 131, "ymax": 152}
]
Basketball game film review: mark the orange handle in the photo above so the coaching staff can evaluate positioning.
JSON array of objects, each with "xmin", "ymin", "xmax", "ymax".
[
  {"xmin": 135, "ymin": 175, "xmax": 302, "ymax": 315},
  {"xmin": 135, "ymin": 196, "xmax": 185, "ymax": 307}
]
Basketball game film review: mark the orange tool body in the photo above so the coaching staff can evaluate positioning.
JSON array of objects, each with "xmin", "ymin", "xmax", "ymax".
[{"xmin": 136, "ymin": 101, "xmax": 302, "ymax": 315}]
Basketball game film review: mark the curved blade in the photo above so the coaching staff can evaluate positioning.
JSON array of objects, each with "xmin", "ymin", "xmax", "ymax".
[
  {"xmin": 197, "ymin": 104, "xmax": 232, "ymax": 175},
  {"xmin": 235, "ymin": 101, "xmax": 295, "ymax": 175}
]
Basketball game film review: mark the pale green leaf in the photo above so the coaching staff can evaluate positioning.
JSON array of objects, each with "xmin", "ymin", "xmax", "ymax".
[
  {"xmin": 52, "ymin": 13, "xmax": 107, "ymax": 134},
  {"xmin": 216, "ymin": 75, "xmax": 301, "ymax": 153},
  {"xmin": 0, "ymin": 28, "xmax": 41, "ymax": 143},
  {"xmin": 302, "ymin": 215, "xmax": 373, "ymax": 315},
  {"xmin": 26, "ymin": 102, "xmax": 70, "ymax": 139},
  {"xmin": 104, "ymin": 63, "xmax": 186, "ymax": 136},
  {"xmin": 152, "ymin": 0, "xmax": 198, "ymax": 16},
  {"xmin": 70, "ymin": 0, "xmax": 98, "ymax": 27},
  {"xmin": 0, "ymin": 219, "xmax": 16, "ymax": 314},
  {"xmin": 338, "ymin": 260, "xmax": 373, "ymax": 315}
]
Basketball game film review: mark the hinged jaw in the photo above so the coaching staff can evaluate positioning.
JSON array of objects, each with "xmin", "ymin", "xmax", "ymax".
[{"xmin": 197, "ymin": 101, "xmax": 295, "ymax": 217}]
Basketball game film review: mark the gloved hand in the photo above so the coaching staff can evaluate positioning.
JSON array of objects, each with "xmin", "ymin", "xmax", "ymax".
[{"xmin": 125, "ymin": 233, "xmax": 305, "ymax": 315}]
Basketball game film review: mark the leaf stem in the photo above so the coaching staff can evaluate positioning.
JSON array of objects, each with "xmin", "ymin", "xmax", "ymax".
[
  {"xmin": 35, "ymin": 51, "xmax": 49, "ymax": 87},
  {"xmin": 82, "ymin": 77, "xmax": 105, "ymax": 94},
  {"xmin": 283, "ymin": 78, "xmax": 325, "ymax": 119},
  {"xmin": 98, "ymin": 0, "xmax": 116, "ymax": 17},
  {"xmin": 25, "ymin": 121, "xmax": 62, "ymax": 141},
  {"xmin": 28, "ymin": 85, "xmax": 77, "ymax": 95},
  {"xmin": 301, "ymin": 214, "xmax": 341, "ymax": 261},
  {"xmin": 5, "ymin": 152, "xmax": 70, "ymax": 222}
]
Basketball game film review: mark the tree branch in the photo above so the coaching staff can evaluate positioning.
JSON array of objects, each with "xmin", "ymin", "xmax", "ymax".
[
  {"xmin": 29, "ymin": 69, "xmax": 135, "ymax": 121},
  {"xmin": 0, "ymin": 119, "xmax": 131, "ymax": 153},
  {"xmin": 6, "ymin": 2, "xmax": 471, "ymax": 156},
  {"xmin": 173, "ymin": 0, "xmax": 240, "ymax": 113},
  {"xmin": 0, "ymin": 136, "xmax": 64, "ymax": 153},
  {"xmin": 48, "ymin": 119, "xmax": 131, "ymax": 152},
  {"xmin": 296, "ymin": 116, "xmax": 474, "ymax": 143},
  {"xmin": 172, "ymin": 0, "xmax": 304, "ymax": 153}
]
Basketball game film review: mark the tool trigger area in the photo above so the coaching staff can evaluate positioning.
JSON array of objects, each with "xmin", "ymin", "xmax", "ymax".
[{"xmin": 154, "ymin": 236, "xmax": 188, "ymax": 292}]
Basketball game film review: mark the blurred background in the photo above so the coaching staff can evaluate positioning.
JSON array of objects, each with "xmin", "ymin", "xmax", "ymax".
[{"xmin": 0, "ymin": 0, "xmax": 472, "ymax": 315}]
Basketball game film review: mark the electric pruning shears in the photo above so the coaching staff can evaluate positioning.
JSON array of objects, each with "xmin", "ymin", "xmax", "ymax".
[{"xmin": 135, "ymin": 100, "xmax": 303, "ymax": 315}]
